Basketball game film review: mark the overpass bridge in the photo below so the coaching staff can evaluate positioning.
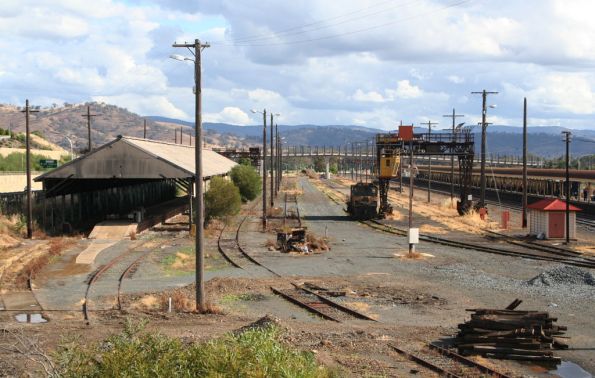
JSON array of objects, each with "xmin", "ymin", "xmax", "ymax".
[{"xmin": 214, "ymin": 146, "xmax": 546, "ymax": 168}]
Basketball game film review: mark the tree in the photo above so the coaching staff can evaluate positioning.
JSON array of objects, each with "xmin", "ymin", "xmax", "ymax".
[
  {"xmin": 238, "ymin": 157, "xmax": 252, "ymax": 166},
  {"xmin": 230, "ymin": 164, "xmax": 262, "ymax": 202},
  {"xmin": 204, "ymin": 176, "xmax": 241, "ymax": 221}
]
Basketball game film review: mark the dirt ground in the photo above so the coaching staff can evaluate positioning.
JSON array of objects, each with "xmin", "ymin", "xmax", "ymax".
[{"xmin": 0, "ymin": 174, "xmax": 594, "ymax": 377}]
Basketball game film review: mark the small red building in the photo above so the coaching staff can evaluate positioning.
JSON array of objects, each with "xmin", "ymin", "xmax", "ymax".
[{"xmin": 528, "ymin": 198, "xmax": 581, "ymax": 239}]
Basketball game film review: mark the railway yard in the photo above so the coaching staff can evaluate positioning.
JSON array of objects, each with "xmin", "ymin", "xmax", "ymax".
[{"xmin": 1, "ymin": 173, "xmax": 594, "ymax": 377}]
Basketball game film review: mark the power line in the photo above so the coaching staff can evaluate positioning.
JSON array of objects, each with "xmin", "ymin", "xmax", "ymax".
[
  {"xmin": 230, "ymin": 0, "xmax": 423, "ymax": 44},
  {"xmin": 229, "ymin": 0, "xmax": 399, "ymax": 43},
  {"xmin": 214, "ymin": 0, "xmax": 471, "ymax": 47}
]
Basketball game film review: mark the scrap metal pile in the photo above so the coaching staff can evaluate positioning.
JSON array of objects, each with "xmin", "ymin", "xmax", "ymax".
[{"xmin": 455, "ymin": 299, "xmax": 568, "ymax": 363}]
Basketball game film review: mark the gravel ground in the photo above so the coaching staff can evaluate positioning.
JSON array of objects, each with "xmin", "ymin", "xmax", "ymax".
[{"xmin": 4, "ymin": 174, "xmax": 594, "ymax": 377}]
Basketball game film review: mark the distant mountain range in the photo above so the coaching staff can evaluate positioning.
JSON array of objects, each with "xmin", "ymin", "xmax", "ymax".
[
  {"xmin": 0, "ymin": 103, "xmax": 592, "ymax": 158},
  {"xmin": 149, "ymin": 116, "xmax": 595, "ymax": 158}
]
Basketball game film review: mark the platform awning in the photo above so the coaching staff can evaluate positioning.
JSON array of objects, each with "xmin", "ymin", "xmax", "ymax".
[{"xmin": 35, "ymin": 136, "xmax": 237, "ymax": 181}]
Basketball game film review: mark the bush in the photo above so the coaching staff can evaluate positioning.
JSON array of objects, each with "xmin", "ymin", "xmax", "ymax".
[
  {"xmin": 204, "ymin": 176, "xmax": 241, "ymax": 221},
  {"xmin": 56, "ymin": 320, "xmax": 337, "ymax": 377},
  {"xmin": 230, "ymin": 164, "xmax": 262, "ymax": 202}
]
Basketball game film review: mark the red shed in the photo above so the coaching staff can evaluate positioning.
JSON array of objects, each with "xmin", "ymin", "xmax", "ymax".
[{"xmin": 528, "ymin": 198, "xmax": 581, "ymax": 239}]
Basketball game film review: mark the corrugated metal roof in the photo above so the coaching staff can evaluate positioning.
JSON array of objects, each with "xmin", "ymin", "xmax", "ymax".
[
  {"xmin": 123, "ymin": 137, "xmax": 237, "ymax": 178},
  {"xmin": 35, "ymin": 136, "xmax": 237, "ymax": 181}
]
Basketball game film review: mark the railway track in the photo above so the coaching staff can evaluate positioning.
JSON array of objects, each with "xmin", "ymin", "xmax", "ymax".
[
  {"xmin": 389, "ymin": 343, "xmax": 512, "ymax": 378},
  {"xmin": 224, "ymin": 185, "xmax": 376, "ymax": 322},
  {"xmin": 318, "ymin": 177, "xmax": 595, "ymax": 269},
  {"xmin": 271, "ymin": 284, "xmax": 377, "ymax": 322},
  {"xmin": 83, "ymin": 236, "xmax": 180, "ymax": 324},
  {"xmin": 365, "ymin": 219, "xmax": 595, "ymax": 269}
]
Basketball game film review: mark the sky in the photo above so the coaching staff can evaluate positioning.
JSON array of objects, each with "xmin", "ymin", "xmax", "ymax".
[{"xmin": 1, "ymin": 0, "xmax": 595, "ymax": 130}]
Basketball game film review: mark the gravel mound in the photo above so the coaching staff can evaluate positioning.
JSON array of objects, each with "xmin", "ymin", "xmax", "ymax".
[{"xmin": 528, "ymin": 265, "xmax": 595, "ymax": 286}]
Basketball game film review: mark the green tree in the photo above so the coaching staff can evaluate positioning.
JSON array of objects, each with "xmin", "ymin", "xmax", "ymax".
[
  {"xmin": 238, "ymin": 157, "xmax": 252, "ymax": 166},
  {"xmin": 204, "ymin": 176, "xmax": 241, "ymax": 221},
  {"xmin": 230, "ymin": 164, "xmax": 262, "ymax": 202}
]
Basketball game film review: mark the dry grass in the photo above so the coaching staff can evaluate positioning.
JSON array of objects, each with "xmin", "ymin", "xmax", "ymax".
[
  {"xmin": 265, "ymin": 238, "xmax": 277, "ymax": 249},
  {"xmin": 419, "ymin": 224, "xmax": 447, "ymax": 235},
  {"xmin": 15, "ymin": 237, "xmax": 76, "ymax": 286},
  {"xmin": 128, "ymin": 230, "xmax": 137, "ymax": 240},
  {"xmin": 158, "ymin": 289, "xmax": 224, "ymax": 314},
  {"xmin": 304, "ymin": 169, "xmax": 319, "ymax": 179},
  {"xmin": 267, "ymin": 207, "xmax": 283, "ymax": 217},
  {"xmin": 306, "ymin": 233, "xmax": 330, "ymax": 252},
  {"xmin": 205, "ymin": 218, "xmax": 225, "ymax": 238}
]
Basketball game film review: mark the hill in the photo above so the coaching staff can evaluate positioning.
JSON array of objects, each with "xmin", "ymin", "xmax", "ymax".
[
  {"xmin": 0, "ymin": 103, "xmax": 257, "ymax": 151},
  {"xmin": 1, "ymin": 103, "xmax": 592, "ymax": 157}
]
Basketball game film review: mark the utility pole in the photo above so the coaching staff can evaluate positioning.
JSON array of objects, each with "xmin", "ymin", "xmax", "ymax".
[
  {"xmin": 143, "ymin": 119, "xmax": 147, "ymax": 139},
  {"xmin": 275, "ymin": 124, "xmax": 281, "ymax": 195},
  {"xmin": 172, "ymin": 38, "xmax": 210, "ymax": 311},
  {"xmin": 408, "ymin": 138, "xmax": 415, "ymax": 256},
  {"xmin": 270, "ymin": 113, "xmax": 274, "ymax": 205},
  {"xmin": 21, "ymin": 100, "xmax": 39, "ymax": 239},
  {"xmin": 443, "ymin": 109, "xmax": 464, "ymax": 203},
  {"xmin": 562, "ymin": 131, "xmax": 571, "ymax": 244},
  {"xmin": 255, "ymin": 109, "xmax": 268, "ymax": 229},
  {"xmin": 522, "ymin": 98, "xmax": 528, "ymax": 228},
  {"xmin": 81, "ymin": 105, "xmax": 98, "ymax": 153},
  {"xmin": 420, "ymin": 120, "xmax": 438, "ymax": 203},
  {"xmin": 471, "ymin": 90, "xmax": 498, "ymax": 208},
  {"xmin": 180, "ymin": 126, "xmax": 183, "ymax": 144}
]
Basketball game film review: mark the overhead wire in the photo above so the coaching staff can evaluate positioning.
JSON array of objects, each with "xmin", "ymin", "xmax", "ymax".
[
  {"xmin": 229, "ymin": 0, "xmax": 423, "ymax": 44},
  {"xmin": 229, "ymin": 0, "xmax": 401, "ymax": 43},
  {"xmin": 212, "ymin": 0, "xmax": 472, "ymax": 47}
]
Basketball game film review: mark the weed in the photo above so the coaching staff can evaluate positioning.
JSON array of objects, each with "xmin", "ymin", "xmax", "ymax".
[{"xmin": 55, "ymin": 321, "xmax": 338, "ymax": 377}]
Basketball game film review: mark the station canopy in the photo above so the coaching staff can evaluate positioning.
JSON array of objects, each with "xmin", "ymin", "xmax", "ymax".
[{"xmin": 35, "ymin": 136, "xmax": 237, "ymax": 195}]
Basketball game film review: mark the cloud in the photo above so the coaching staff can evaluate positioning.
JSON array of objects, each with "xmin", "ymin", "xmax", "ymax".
[
  {"xmin": 352, "ymin": 89, "xmax": 385, "ymax": 103},
  {"xmin": 447, "ymin": 75, "xmax": 465, "ymax": 84},
  {"xmin": 92, "ymin": 94, "xmax": 189, "ymax": 119},
  {"xmin": 204, "ymin": 107, "xmax": 251, "ymax": 125},
  {"xmin": 503, "ymin": 73, "xmax": 595, "ymax": 115},
  {"xmin": 387, "ymin": 80, "xmax": 423, "ymax": 99},
  {"xmin": 1, "ymin": 0, "xmax": 595, "ymax": 132}
]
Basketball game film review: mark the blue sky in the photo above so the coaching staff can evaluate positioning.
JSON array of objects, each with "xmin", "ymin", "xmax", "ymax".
[{"xmin": 1, "ymin": 0, "xmax": 595, "ymax": 130}]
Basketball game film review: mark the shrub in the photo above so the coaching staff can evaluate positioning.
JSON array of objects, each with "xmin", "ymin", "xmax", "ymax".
[
  {"xmin": 56, "ymin": 320, "xmax": 337, "ymax": 377},
  {"xmin": 204, "ymin": 176, "xmax": 241, "ymax": 221},
  {"xmin": 230, "ymin": 164, "xmax": 262, "ymax": 202}
]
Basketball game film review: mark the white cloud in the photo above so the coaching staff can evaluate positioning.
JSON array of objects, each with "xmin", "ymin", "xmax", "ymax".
[
  {"xmin": 447, "ymin": 75, "xmax": 465, "ymax": 84},
  {"xmin": 504, "ymin": 73, "xmax": 595, "ymax": 115},
  {"xmin": 0, "ymin": 0, "xmax": 595, "ymax": 132},
  {"xmin": 387, "ymin": 80, "xmax": 423, "ymax": 99},
  {"xmin": 204, "ymin": 107, "xmax": 251, "ymax": 125},
  {"xmin": 352, "ymin": 89, "xmax": 385, "ymax": 103},
  {"xmin": 92, "ymin": 94, "xmax": 189, "ymax": 119}
]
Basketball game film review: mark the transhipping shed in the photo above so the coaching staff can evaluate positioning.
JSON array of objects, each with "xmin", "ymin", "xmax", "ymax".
[
  {"xmin": 528, "ymin": 198, "xmax": 581, "ymax": 239},
  {"xmin": 33, "ymin": 136, "xmax": 237, "ymax": 233}
]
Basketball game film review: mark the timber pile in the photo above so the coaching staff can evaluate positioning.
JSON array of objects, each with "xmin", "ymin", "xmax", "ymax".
[{"xmin": 455, "ymin": 299, "xmax": 568, "ymax": 363}]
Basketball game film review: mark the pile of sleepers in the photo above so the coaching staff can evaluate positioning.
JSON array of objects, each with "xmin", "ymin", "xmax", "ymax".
[{"xmin": 455, "ymin": 299, "xmax": 568, "ymax": 363}]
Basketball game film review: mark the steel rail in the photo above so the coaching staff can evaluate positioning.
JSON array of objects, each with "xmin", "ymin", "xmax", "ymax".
[
  {"xmin": 270, "ymin": 286, "xmax": 340, "ymax": 322},
  {"xmin": 316, "ymin": 177, "xmax": 595, "ymax": 269},
  {"xmin": 216, "ymin": 222, "xmax": 244, "ymax": 269},
  {"xmin": 366, "ymin": 219, "xmax": 595, "ymax": 269},
  {"xmin": 428, "ymin": 343, "xmax": 512, "ymax": 378},
  {"xmin": 389, "ymin": 344, "xmax": 463, "ymax": 378}
]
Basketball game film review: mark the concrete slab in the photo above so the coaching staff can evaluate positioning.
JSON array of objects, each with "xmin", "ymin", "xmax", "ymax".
[
  {"xmin": 75, "ymin": 240, "xmax": 118, "ymax": 264},
  {"xmin": 88, "ymin": 221, "xmax": 136, "ymax": 239},
  {"xmin": 1, "ymin": 291, "xmax": 41, "ymax": 310},
  {"xmin": 76, "ymin": 221, "xmax": 136, "ymax": 264}
]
